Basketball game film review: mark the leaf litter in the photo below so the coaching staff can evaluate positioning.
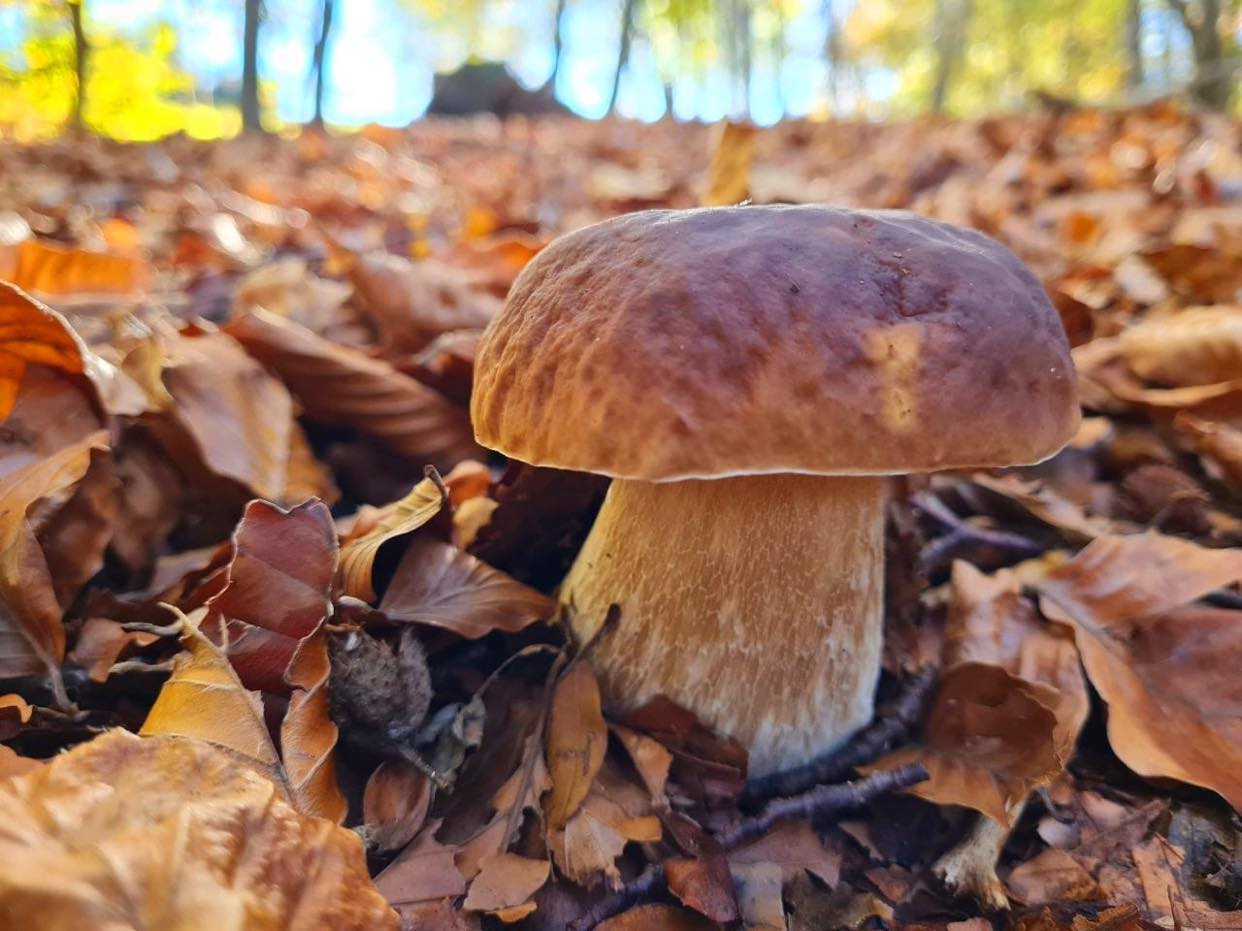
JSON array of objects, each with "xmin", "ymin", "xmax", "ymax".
[{"xmin": 1, "ymin": 106, "xmax": 1242, "ymax": 930}]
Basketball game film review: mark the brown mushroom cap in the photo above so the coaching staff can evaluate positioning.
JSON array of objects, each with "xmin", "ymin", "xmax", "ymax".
[{"xmin": 472, "ymin": 205, "xmax": 1079, "ymax": 481}]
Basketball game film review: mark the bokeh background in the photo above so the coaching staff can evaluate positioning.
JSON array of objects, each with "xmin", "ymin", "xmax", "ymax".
[{"xmin": 0, "ymin": 0, "xmax": 1239, "ymax": 140}]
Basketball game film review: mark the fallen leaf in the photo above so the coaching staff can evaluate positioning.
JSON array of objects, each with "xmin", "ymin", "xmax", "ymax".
[
  {"xmin": 596, "ymin": 903, "xmax": 718, "ymax": 931},
  {"xmin": 226, "ymin": 308, "xmax": 481, "ymax": 472},
  {"xmin": 462, "ymin": 853, "xmax": 549, "ymax": 918},
  {"xmin": 1119, "ymin": 305, "xmax": 1242, "ymax": 387},
  {"xmin": 610, "ymin": 723, "xmax": 672, "ymax": 806},
  {"xmin": 0, "ymin": 281, "xmax": 93, "ymax": 420},
  {"xmin": 729, "ymin": 860, "xmax": 786, "ymax": 930},
  {"xmin": 364, "ymin": 759, "xmax": 433, "ymax": 852},
  {"xmin": 0, "ymin": 743, "xmax": 39, "ymax": 778},
  {"xmin": 205, "ymin": 498, "xmax": 337, "ymax": 694},
  {"xmin": 549, "ymin": 784, "xmax": 662, "ymax": 887},
  {"xmin": 0, "ymin": 432, "xmax": 109, "ymax": 687},
  {"xmin": 0, "ymin": 729, "xmax": 396, "ymax": 930},
  {"xmin": 1038, "ymin": 533, "xmax": 1242, "ymax": 809},
  {"xmin": 280, "ymin": 625, "xmax": 348, "ymax": 823},
  {"xmin": 67, "ymin": 617, "xmax": 159, "ymax": 683},
  {"xmin": 1132, "ymin": 836, "xmax": 1242, "ymax": 930},
  {"xmin": 0, "ymin": 239, "xmax": 147, "ymax": 298},
  {"xmin": 157, "ymin": 326, "xmax": 294, "ymax": 501},
  {"xmin": 545, "ymin": 661, "xmax": 607, "ymax": 830},
  {"xmin": 1006, "ymin": 848, "xmax": 1101, "ymax": 905},
  {"xmin": 727, "ymin": 820, "xmax": 843, "ymax": 887},
  {"xmin": 337, "ymin": 474, "xmax": 445, "ymax": 602},
  {"xmin": 379, "ymin": 538, "xmax": 554, "ymax": 638},
  {"xmin": 666, "ymin": 853, "xmax": 739, "ymax": 924},
  {"xmin": 703, "ymin": 121, "xmax": 758, "ymax": 206},
  {"xmin": 375, "ymin": 821, "xmax": 468, "ymax": 906}
]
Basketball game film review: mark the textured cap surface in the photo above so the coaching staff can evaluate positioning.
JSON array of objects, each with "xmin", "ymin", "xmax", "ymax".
[{"xmin": 472, "ymin": 205, "xmax": 1078, "ymax": 481}]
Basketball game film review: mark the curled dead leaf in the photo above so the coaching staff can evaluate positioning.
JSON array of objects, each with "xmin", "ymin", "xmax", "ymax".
[
  {"xmin": 545, "ymin": 661, "xmax": 607, "ymax": 830},
  {"xmin": 337, "ymin": 473, "xmax": 445, "ymax": 602},
  {"xmin": 0, "ymin": 729, "xmax": 396, "ymax": 931},
  {"xmin": 379, "ymin": 538, "xmax": 555, "ymax": 639}
]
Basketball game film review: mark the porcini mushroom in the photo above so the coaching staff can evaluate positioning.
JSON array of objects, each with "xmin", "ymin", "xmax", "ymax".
[{"xmin": 471, "ymin": 206, "xmax": 1077, "ymax": 776}]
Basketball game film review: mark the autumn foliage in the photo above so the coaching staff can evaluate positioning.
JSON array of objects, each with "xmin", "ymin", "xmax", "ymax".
[{"xmin": 1, "ymin": 106, "xmax": 1241, "ymax": 930}]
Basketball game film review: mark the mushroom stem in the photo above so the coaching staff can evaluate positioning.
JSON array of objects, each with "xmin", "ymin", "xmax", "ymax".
[{"xmin": 561, "ymin": 473, "xmax": 887, "ymax": 776}]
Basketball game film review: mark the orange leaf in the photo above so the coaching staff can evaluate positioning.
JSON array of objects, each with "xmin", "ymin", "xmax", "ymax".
[
  {"xmin": 379, "ymin": 538, "xmax": 554, "ymax": 638},
  {"xmin": 225, "ymin": 308, "xmax": 482, "ymax": 472},
  {"xmin": 337, "ymin": 474, "xmax": 445, "ymax": 602},
  {"xmin": 1039, "ymin": 533, "xmax": 1242, "ymax": 811},
  {"xmin": 0, "ymin": 239, "xmax": 147, "ymax": 298},
  {"xmin": 544, "ymin": 661, "xmax": 607, "ymax": 829},
  {"xmin": 461, "ymin": 853, "xmax": 549, "ymax": 917},
  {"xmin": 363, "ymin": 759, "xmax": 432, "ymax": 852},
  {"xmin": 0, "ymin": 432, "xmax": 109, "ymax": 686},
  {"xmin": 0, "ymin": 281, "xmax": 87, "ymax": 420},
  {"xmin": 0, "ymin": 730, "xmax": 397, "ymax": 930},
  {"xmin": 281, "ymin": 625, "xmax": 348, "ymax": 823}
]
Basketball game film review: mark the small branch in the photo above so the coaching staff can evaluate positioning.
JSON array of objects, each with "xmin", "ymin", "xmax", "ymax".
[
  {"xmin": 743, "ymin": 667, "xmax": 936, "ymax": 803},
  {"xmin": 566, "ymin": 863, "xmax": 664, "ymax": 931},
  {"xmin": 913, "ymin": 492, "xmax": 1043, "ymax": 574},
  {"xmin": 105, "ymin": 658, "xmax": 175, "ymax": 677},
  {"xmin": 120, "ymin": 620, "xmax": 182, "ymax": 638},
  {"xmin": 567, "ymin": 766, "xmax": 927, "ymax": 930},
  {"xmin": 718, "ymin": 764, "xmax": 929, "ymax": 850}
]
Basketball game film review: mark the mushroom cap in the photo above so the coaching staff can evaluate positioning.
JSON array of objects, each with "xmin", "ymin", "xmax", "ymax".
[{"xmin": 472, "ymin": 205, "xmax": 1079, "ymax": 481}]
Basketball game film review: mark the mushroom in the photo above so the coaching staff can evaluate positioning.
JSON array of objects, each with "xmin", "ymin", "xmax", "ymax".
[{"xmin": 471, "ymin": 206, "xmax": 1078, "ymax": 776}]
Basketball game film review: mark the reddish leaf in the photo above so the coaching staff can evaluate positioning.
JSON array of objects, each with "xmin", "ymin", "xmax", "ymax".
[{"xmin": 364, "ymin": 759, "xmax": 433, "ymax": 852}]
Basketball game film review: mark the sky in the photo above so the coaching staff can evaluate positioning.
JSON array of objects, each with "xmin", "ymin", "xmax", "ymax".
[{"xmin": 48, "ymin": 0, "xmax": 861, "ymax": 127}]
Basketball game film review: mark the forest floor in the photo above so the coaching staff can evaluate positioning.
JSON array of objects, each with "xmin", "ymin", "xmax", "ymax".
[{"xmin": 0, "ymin": 106, "xmax": 1240, "ymax": 931}]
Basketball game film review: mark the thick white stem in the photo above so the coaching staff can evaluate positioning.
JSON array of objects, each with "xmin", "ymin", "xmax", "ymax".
[{"xmin": 560, "ymin": 473, "xmax": 886, "ymax": 777}]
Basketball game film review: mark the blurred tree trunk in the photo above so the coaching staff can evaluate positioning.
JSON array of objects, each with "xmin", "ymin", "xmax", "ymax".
[
  {"xmin": 1166, "ymin": 0, "xmax": 1232, "ymax": 109},
  {"xmin": 68, "ymin": 0, "xmax": 87, "ymax": 127},
  {"xmin": 607, "ymin": 0, "xmax": 637, "ymax": 113},
  {"xmin": 242, "ymin": 0, "xmax": 263, "ymax": 132},
  {"xmin": 823, "ymin": 0, "xmax": 841, "ymax": 110},
  {"xmin": 549, "ymin": 0, "xmax": 568, "ymax": 89},
  {"xmin": 311, "ymin": 0, "xmax": 334, "ymax": 126},
  {"xmin": 1126, "ymin": 0, "xmax": 1145, "ymax": 90},
  {"xmin": 930, "ymin": 0, "xmax": 973, "ymax": 113}
]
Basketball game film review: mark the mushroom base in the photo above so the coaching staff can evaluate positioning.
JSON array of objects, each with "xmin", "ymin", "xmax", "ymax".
[{"xmin": 561, "ymin": 473, "xmax": 886, "ymax": 777}]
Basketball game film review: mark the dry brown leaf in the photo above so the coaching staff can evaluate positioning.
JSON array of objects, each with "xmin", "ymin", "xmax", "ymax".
[
  {"xmin": 158, "ymin": 327, "xmax": 294, "ymax": 501},
  {"xmin": 1119, "ymin": 305, "xmax": 1242, "ymax": 387},
  {"xmin": 0, "ymin": 729, "xmax": 396, "ymax": 931},
  {"xmin": 462, "ymin": 853, "xmax": 550, "ymax": 919},
  {"xmin": 0, "ymin": 364, "xmax": 102, "ymax": 481},
  {"xmin": 67, "ymin": 617, "xmax": 159, "ymax": 683},
  {"xmin": 1006, "ymin": 848, "xmax": 1101, "ymax": 905},
  {"xmin": 596, "ymin": 903, "xmax": 718, "ymax": 931},
  {"xmin": 280, "ymin": 625, "xmax": 348, "ymax": 823},
  {"xmin": 703, "ymin": 122, "xmax": 758, "ymax": 206},
  {"xmin": 1131, "ymin": 836, "xmax": 1242, "ymax": 930},
  {"xmin": 666, "ymin": 854, "xmax": 739, "ymax": 924},
  {"xmin": 972, "ymin": 473, "xmax": 1118, "ymax": 541},
  {"xmin": 0, "ymin": 281, "xmax": 93, "ymax": 420},
  {"xmin": 0, "ymin": 432, "xmax": 109, "ymax": 687},
  {"xmin": 729, "ymin": 860, "xmax": 786, "ymax": 930},
  {"xmin": 140, "ymin": 620, "xmax": 284, "ymax": 782},
  {"xmin": 346, "ymin": 252, "xmax": 500, "ymax": 354},
  {"xmin": 363, "ymin": 759, "xmax": 433, "ymax": 852},
  {"xmin": 610, "ymin": 723, "xmax": 673, "ymax": 806},
  {"xmin": 727, "ymin": 820, "xmax": 843, "ymax": 887},
  {"xmin": 0, "ymin": 239, "xmax": 147, "ymax": 298},
  {"xmin": 379, "ymin": 538, "xmax": 555, "ymax": 638},
  {"xmin": 545, "ymin": 660, "xmax": 608, "ymax": 830},
  {"xmin": 205, "ymin": 498, "xmax": 337, "ymax": 694},
  {"xmin": 1173, "ymin": 412, "xmax": 1242, "ymax": 492},
  {"xmin": 1037, "ymin": 534, "xmax": 1242, "ymax": 810},
  {"xmin": 337, "ymin": 474, "xmax": 445, "ymax": 602},
  {"xmin": 225, "ymin": 308, "xmax": 482, "ymax": 472},
  {"xmin": 549, "ymin": 786, "xmax": 662, "ymax": 887},
  {"xmin": 374, "ymin": 821, "xmax": 468, "ymax": 906}
]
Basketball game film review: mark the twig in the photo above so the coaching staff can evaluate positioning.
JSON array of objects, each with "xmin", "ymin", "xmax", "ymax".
[
  {"xmin": 742, "ymin": 667, "xmax": 936, "ymax": 803},
  {"xmin": 566, "ymin": 863, "xmax": 664, "ymax": 931},
  {"xmin": 913, "ymin": 492, "xmax": 1043, "ymax": 574},
  {"xmin": 568, "ymin": 765, "xmax": 927, "ymax": 930},
  {"xmin": 120, "ymin": 620, "xmax": 182, "ymax": 638},
  {"xmin": 718, "ymin": 764, "xmax": 929, "ymax": 850}
]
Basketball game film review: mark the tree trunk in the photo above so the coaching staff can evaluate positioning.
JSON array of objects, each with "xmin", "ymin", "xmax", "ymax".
[
  {"xmin": 69, "ymin": 0, "xmax": 87, "ymax": 128},
  {"xmin": 242, "ymin": 0, "xmax": 263, "ymax": 132},
  {"xmin": 823, "ymin": 0, "xmax": 841, "ymax": 110},
  {"xmin": 549, "ymin": 0, "xmax": 568, "ymax": 90},
  {"xmin": 607, "ymin": 0, "xmax": 638, "ymax": 114},
  {"xmin": 1167, "ymin": 0, "xmax": 1231, "ymax": 110},
  {"xmin": 930, "ymin": 0, "xmax": 973, "ymax": 113},
  {"xmin": 311, "ymin": 0, "xmax": 334, "ymax": 126},
  {"xmin": 1126, "ymin": 0, "xmax": 1144, "ymax": 90}
]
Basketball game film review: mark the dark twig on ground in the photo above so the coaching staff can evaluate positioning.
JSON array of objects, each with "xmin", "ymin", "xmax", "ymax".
[
  {"xmin": 568, "ymin": 765, "xmax": 929, "ymax": 930},
  {"xmin": 719, "ymin": 764, "xmax": 929, "ymax": 849},
  {"xmin": 742, "ymin": 666, "xmax": 937, "ymax": 804},
  {"xmin": 566, "ymin": 863, "xmax": 664, "ymax": 931},
  {"xmin": 913, "ymin": 491, "xmax": 1044, "ymax": 575}
]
